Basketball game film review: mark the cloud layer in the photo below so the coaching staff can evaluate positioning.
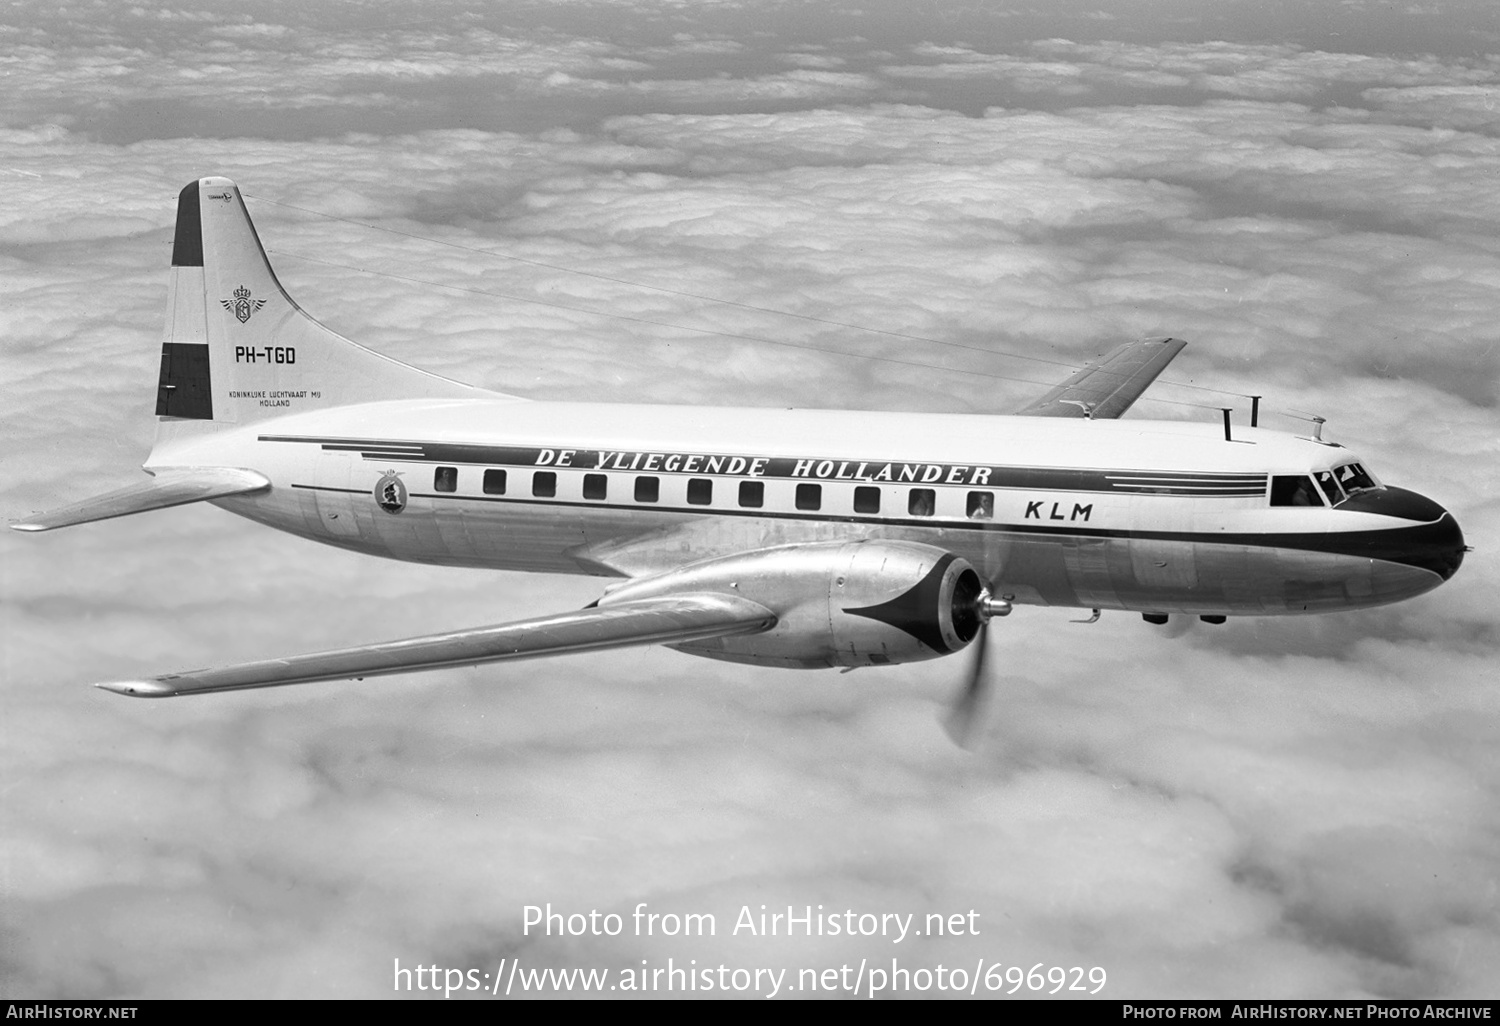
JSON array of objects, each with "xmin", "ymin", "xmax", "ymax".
[{"xmin": 2, "ymin": 0, "xmax": 1497, "ymax": 1001}]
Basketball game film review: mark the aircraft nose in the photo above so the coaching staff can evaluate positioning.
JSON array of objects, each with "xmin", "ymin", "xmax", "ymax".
[
  {"xmin": 1421, "ymin": 509, "xmax": 1467, "ymax": 580},
  {"xmin": 1340, "ymin": 486, "xmax": 1466, "ymax": 580}
]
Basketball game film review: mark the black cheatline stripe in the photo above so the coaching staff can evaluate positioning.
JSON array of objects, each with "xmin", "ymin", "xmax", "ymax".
[
  {"xmin": 293, "ymin": 484, "xmax": 1459, "ymax": 578},
  {"xmin": 265, "ymin": 440, "xmax": 1269, "ymax": 497},
  {"xmin": 261, "ymin": 435, "xmax": 426, "ymax": 450},
  {"xmin": 1111, "ymin": 480, "xmax": 1267, "ymax": 486},
  {"xmin": 1110, "ymin": 479, "xmax": 1266, "ymax": 487},
  {"xmin": 1110, "ymin": 486, "xmax": 1260, "ymax": 492},
  {"xmin": 1104, "ymin": 477, "xmax": 1266, "ymax": 486},
  {"xmin": 1111, "ymin": 487, "xmax": 1265, "ymax": 493},
  {"xmin": 258, "ymin": 434, "xmax": 1266, "ymax": 486},
  {"xmin": 1113, "ymin": 486, "xmax": 1265, "ymax": 492},
  {"xmin": 1110, "ymin": 480, "xmax": 1266, "ymax": 485},
  {"xmin": 1110, "ymin": 488, "xmax": 1265, "ymax": 495}
]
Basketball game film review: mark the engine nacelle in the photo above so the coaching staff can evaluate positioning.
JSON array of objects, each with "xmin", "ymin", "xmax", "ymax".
[{"xmin": 598, "ymin": 540, "xmax": 986, "ymax": 668}]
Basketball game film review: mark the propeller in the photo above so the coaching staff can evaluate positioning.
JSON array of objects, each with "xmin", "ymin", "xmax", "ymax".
[{"xmin": 943, "ymin": 582, "xmax": 1011, "ymax": 746}]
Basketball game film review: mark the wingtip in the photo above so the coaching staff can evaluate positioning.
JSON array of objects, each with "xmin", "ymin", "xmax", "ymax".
[
  {"xmin": 95, "ymin": 679, "xmax": 178, "ymax": 698},
  {"xmin": 9, "ymin": 522, "xmax": 48, "ymax": 532}
]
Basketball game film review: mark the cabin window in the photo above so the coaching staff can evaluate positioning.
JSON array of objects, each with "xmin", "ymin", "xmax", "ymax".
[
  {"xmin": 796, "ymin": 483, "xmax": 821, "ymax": 511},
  {"xmin": 687, "ymin": 478, "xmax": 713, "ymax": 505},
  {"xmin": 583, "ymin": 474, "xmax": 607, "ymax": 500},
  {"xmin": 533, "ymin": 471, "xmax": 557, "ymax": 498},
  {"xmin": 635, "ymin": 476, "xmax": 659, "ymax": 503},
  {"xmin": 967, "ymin": 491, "xmax": 993, "ymax": 519},
  {"xmin": 434, "ymin": 466, "xmax": 457, "ymax": 493},
  {"xmin": 909, "ymin": 488, "xmax": 935, "ymax": 517},
  {"xmin": 739, "ymin": 481, "xmax": 764, "ymax": 508},
  {"xmin": 853, "ymin": 486, "xmax": 881, "ymax": 514},
  {"xmin": 1270, "ymin": 475, "xmax": 1322, "ymax": 507},
  {"xmin": 483, "ymin": 469, "xmax": 507, "ymax": 495}
]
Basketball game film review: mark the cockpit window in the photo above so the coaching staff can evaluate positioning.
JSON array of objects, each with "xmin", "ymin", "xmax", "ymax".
[
  {"xmin": 1272, "ymin": 463, "xmax": 1381, "ymax": 509},
  {"xmin": 1311, "ymin": 463, "xmax": 1382, "ymax": 507},
  {"xmin": 1334, "ymin": 462, "xmax": 1378, "ymax": 496},
  {"xmin": 1271, "ymin": 475, "xmax": 1324, "ymax": 507},
  {"xmin": 1315, "ymin": 470, "xmax": 1344, "ymax": 506}
]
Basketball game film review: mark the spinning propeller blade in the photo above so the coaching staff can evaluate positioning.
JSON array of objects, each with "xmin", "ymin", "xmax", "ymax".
[{"xmin": 943, "ymin": 584, "xmax": 1011, "ymax": 745}]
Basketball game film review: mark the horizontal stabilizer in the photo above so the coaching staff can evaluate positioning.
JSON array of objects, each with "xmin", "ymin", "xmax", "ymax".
[
  {"xmin": 1015, "ymin": 336, "xmax": 1187, "ymax": 419},
  {"xmin": 11, "ymin": 467, "xmax": 270, "ymax": 532},
  {"xmin": 96, "ymin": 593, "xmax": 777, "ymax": 697}
]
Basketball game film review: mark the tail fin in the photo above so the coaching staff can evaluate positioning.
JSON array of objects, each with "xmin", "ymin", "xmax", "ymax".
[{"xmin": 155, "ymin": 177, "xmax": 492, "ymax": 433}]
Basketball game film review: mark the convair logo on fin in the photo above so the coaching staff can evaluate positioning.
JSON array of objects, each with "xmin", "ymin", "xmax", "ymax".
[
  {"xmin": 205, "ymin": 191, "xmax": 233, "ymax": 203},
  {"xmin": 221, "ymin": 285, "xmax": 267, "ymax": 323}
]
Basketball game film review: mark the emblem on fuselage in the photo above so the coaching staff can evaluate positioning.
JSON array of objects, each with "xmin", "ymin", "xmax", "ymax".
[
  {"xmin": 374, "ymin": 472, "xmax": 407, "ymax": 514},
  {"xmin": 221, "ymin": 285, "xmax": 266, "ymax": 324}
]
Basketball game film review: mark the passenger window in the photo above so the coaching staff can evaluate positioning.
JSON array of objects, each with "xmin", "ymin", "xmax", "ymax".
[
  {"xmin": 583, "ymin": 474, "xmax": 607, "ymax": 500},
  {"xmin": 635, "ymin": 476, "xmax": 659, "ymax": 503},
  {"xmin": 533, "ymin": 471, "xmax": 557, "ymax": 498},
  {"xmin": 967, "ymin": 491, "xmax": 993, "ymax": 519},
  {"xmin": 796, "ymin": 483, "xmax": 821, "ymax": 511},
  {"xmin": 853, "ymin": 486, "xmax": 881, "ymax": 514},
  {"xmin": 1270, "ymin": 475, "xmax": 1322, "ymax": 507},
  {"xmin": 483, "ymin": 469, "xmax": 507, "ymax": 495},
  {"xmin": 909, "ymin": 488, "xmax": 935, "ymax": 517},
  {"xmin": 739, "ymin": 481, "xmax": 764, "ymax": 508},
  {"xmin": 434, "ymin": 466, "xmax": 457, "ymax": 493},
  {"xmin": 687, "ymin": 478, "xmax": 712, "ymax": 505}
]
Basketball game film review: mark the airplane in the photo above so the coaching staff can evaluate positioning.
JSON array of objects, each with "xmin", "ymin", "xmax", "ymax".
[{"xmin": 12, "ymin": 177, "xmax": 1468, "ymax": 736}]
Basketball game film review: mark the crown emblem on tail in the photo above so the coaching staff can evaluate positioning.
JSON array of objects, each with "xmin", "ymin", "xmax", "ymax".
[{"xmin": 221, "ymin": 284, "xmax": 267, "ymax": 324}]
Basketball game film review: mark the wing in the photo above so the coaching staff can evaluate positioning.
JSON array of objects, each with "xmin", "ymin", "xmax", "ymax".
[
  {"xmin": 10, "ymin": 467, "xmax": 270, "ymax": 532},
  {"xmin": 1014, "ymin": 336, "xmax": 1186, "ymax": 419},
  {"xmin": 96, "ymin": 593, "xmax": 776, "ymax": 697}
]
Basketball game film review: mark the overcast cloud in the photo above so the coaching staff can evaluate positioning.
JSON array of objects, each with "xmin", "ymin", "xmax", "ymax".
[{"xmin": 2, "ymin": 0, "xmax": 1497, "ymax": 1000}]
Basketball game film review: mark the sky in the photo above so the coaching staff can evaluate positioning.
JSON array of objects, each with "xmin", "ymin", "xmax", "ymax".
[{"xmin": 2, "ymin": 0, "xmax": 1498, "ymax": 1001}]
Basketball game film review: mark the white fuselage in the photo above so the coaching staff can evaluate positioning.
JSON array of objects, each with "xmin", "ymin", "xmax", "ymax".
[{"xmin": 157, "ymin": 397, "xmax": 1460, "ymax": 617}]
